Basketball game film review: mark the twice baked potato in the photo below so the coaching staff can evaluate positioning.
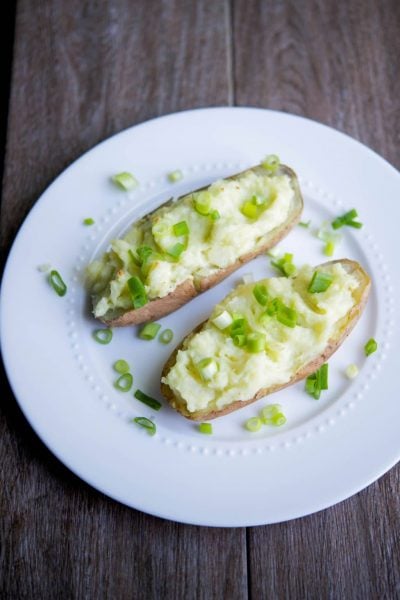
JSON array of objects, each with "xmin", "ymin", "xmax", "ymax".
[
  {"xmin": 86, "ymin": 163, "xmax": 303, "ymax": 326},
  {"xmin": 161, "ymin": 259, "xmax": 371, "ymax": 420}
]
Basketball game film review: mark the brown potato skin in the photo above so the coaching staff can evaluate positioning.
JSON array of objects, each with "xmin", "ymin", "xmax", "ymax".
[
  {"xmin": 100, "ymin": 164, "xmax": 303, "ymax": 327},
  {"xmin": 160, "ymin": 259, "xmax": 371, "ymax": 421}
]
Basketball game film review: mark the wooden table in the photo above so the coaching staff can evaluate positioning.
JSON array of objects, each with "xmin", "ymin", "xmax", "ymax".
[{"xmin": 1, "ymin": 1, "xmax": 399, "ymax": 597}]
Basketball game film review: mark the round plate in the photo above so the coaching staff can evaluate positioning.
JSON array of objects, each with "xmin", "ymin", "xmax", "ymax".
[{"xmin": 1, "ymin": 108, "xmax": 399, "ymax": 526}]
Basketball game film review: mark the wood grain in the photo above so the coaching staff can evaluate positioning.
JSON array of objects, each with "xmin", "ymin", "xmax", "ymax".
[
  {"xmin": 1, "ymin": 0, "xmax": 400, "ymax": 598},
  {"xmin": 0, "ymin": 1, "xmax": 247, "ymax": 599},
  {"xmin": 233, "ymin": 1, "xmax": 400, "ymax": 598}
]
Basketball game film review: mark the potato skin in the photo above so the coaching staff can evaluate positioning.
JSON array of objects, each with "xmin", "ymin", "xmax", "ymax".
[
  {"xmin": 101, "ymin": 164, "xmax": 304, "ymax": 327},
  {"xmin": 160, "ymin": 259, "xmax": 371, "ymax": 421}
]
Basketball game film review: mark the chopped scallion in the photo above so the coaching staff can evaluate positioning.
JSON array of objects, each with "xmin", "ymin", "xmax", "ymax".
[
  {"xmin": 253, "ymin": 283, "xmax": 269, "ymax": 306},
  {"xmin": 114, "ymin": 373, "xmax": 133, "ymax": 392},
  {"xmin": 324, "ymin": 240, "xmax": 335, "ymax": 256},
  {"xmin": 127, "ymin": 276, "xmax": 148, "ymax": 309},
  {"xmin": 193, "ymin": 192, "xmax": 211, "ymax": 215},
  {"xmin": 210, "ymin": 209, "xmax": 220, "ymax": 221},
  {"xmin": 271, "ymin": 253, "xmax": 297, "ymax": 277},
  {"xmin": 332, "ymin": 209, "xmax": 362, "ymax": 229},
  {"xmin": 196, "ymin": 357, "xmax": 218, "ymax": 380},
  {"xmin": 139, "ymin": 322, "xmax": 162, "ymax": 340},
  {"xmin": 245, "ymin": 417, "xmax": 262, "ymax": 432},
  {"xmin": 113, "ymin": 359, "xmax": 130, "ymax": 374},
  {"xmin": 134, "ymin": 389, "xmax": 162, "ymax": 411},
  {"xmin": 48, "ymin": 270, "xmax": 67, "ymax": 297},
  {"xmin": 111, "ymin": 171, "xmax": 138, "ymax": 191},
  {"xmin": 308, "ymin": 270, "xmax": 333, "ymax": 293},
  {"xmin": 159, "ymin": 328, "xmax": 174, "ymax": 344},
  {"xmin": 173, "ymin": 221, "xmax": 189, "ymax": 236},
  {"xmin": 83, "ymin": 217, "xmax": 95, "ymax": 226},
  {"xmin": 133, "ymin": 416, "xmax": 156, "ymax": 436},
  {"xmin": 261, "ymin": 154, "xmax": 280, "ymax": 173},
  {"xmin": 345, "ymin": 364, "xmax": 359, "ymax": 379},
  {"xmin": 364, "ymin": 338, "xmax": 378, "ymax": 356},
  {"xmin": 246, "ymin": 332, "xmax": 266, "ymax": 353},
  {"xmin": 298, "ymin": 220, "xmax": 311, "ymax": 228},
  {"xmin": 305, "ymin": 363, "xmax": 329, "ymax": 399},
  {"xmin": 167, "ymin": 169, "xmax": 183, "ymax": 183},
  {"xmin": 271, "ymin": 412, "xmax": 287, "ymax": 426},
  {"xmin": 276, "ymin": 304, "xmax": 298, "ymax": 328},
  {"xmin": 212, "ymin": 310, "xmax": 233, "ymax": 330},
  {"xmin": 166, "ymin": 242, "xmax": 185, "ymax": 259},
  {"xmin": 198, "ymin": 422, "xmax": 213, "ymax": 435},
  {"xmin": 260, "ymin": 404, "xmax": 281, "ymax": 424},
  {"xmin": 93, "ymin": 328, "xmax": 113, "ymax": 344}
]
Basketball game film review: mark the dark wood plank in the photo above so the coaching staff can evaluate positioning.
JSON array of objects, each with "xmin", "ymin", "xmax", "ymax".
[
  {"xmin": 0, "ymin": 1, "xmax": 247, "ymax": 599},
  {"xmin": 233, "ymin": 0, "xmax": 400, "ymax": 597}
]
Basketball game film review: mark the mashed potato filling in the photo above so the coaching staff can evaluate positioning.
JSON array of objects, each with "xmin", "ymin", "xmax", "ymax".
[
  {"xmin": 87, "ymin": 170, "xmax": 295, "ymax": 318},
  {"xmin": 162, "ymin": 263, "xmax": 359, "ymax": 413}
]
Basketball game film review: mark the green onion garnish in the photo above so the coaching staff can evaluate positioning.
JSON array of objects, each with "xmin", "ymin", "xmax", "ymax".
[
  {"xmin": 345, "ymin": 364, "xmax": 359, "ymax": 379},
  {"xmin": 166, "ymin": 242, "xmax": 185, "ymax": 259},
  {"xmin": 114, "ymin": 373, "xmax": 133, "ymax": 392},
  {"xmin": 113, "ymin": 359, "xmax": 130, "ymax": 374},
  {"xmin": 172, "ymin": 221, "xmax": 189, "ymax": 236},
  {"xmin": 199, "ymin": 422, "xmax": 213, "ymax": 435},
  {"xmin": 167, "ymin": 169, "xmax": 183, "ymax": 183},
  {"xmin": 260, "ymin": 404, "xmax": 282, "ymax": 424},
  {"xmin": 196, "ymin": 357, "xmax": 218, "ymax": 380},
  {"xmin": 246, "ymin": 332, "xmax": 266, "ymax": 353},
  {"xmin": 93, "ymin": 328, "xmax": 113, "ymax": 344},
  {"xmin": 133, "ymin": 416, "xmax": 156, "ymax": 436},
  {"xmin": 305, "ymin": 363, "xmax": 328, "ymax": 399},
  {"xmin": 210, "ymin": 210, "xmax": 220, "ymax": 221},
  {"xmin": 245, "ymin": 417, "xmax": 262, "ymax": 432},
  {"xmin": 127, "ymin": 276, "xmax": 148, "ymax": 309},
  {"xmin": 332, "ymin": 209, "xmax": 362, "ymax": 230},
  {"xmin": 298, "ymin": 220, "xmax": 311, "ymax": 228},
  {"xmin": 241, "ymin": 200, "xmax": 259, "ymax": 219},
  {"xmin": 136, "ymin": 245, "xmax": 153, "ymax": 265},
  {"xmin": 364, "ymin": 338, "xmax": 378, "ymax": 356},
  {"xmin": 139, "ymin": 322, "xmax": 162, "ymax": 340},
  {"xmin": 308, "ymin": 270, "xmax": 333, "ymax": 293},
  {"xmin": 261, "ymin": 154, "xmax": 280, "ymax": 172},
  {"xmin": 159, "ymin": 328, "xmax": 174, "ymax": 344},
  {"xmin": 265, "ymin": 297, "xmax": 281, "ymax": 316},
  {"xmin": 134, "ymin": 389, "xmax": 162, "ymax": 411},
  {"xmin": 230, "ymin": 317, "xmax": 248, "ymax": 337},
  {"xmin": 83, "ymin": 217, "xmax": 95, "ymax": 226},
  {"xmin": 193, "ymin": 191, "xmax": 211, "ymax": 215},
  {"xmin": 271, "ymin": 253, "xmax": 297, "ymax": 277},
  {"xmin": 324, "ymin": 240, "xmax": 335, "ymax": 256},
  {"xmin": 48, "ymin": 270, "xmax": 67, "ymax": 297},
  {"xmin": 253, "ymin": 283, "xmax": 269, "ymax": 306},
  {"xmin": 271, "ymin": 412, "xmax": 287, "ymax": 426},
  {"xmin": 111, "ymin": 172, "xmax": 138, "ymax": 191},
  {"xmin": 232, "ymin": 334, "xmax": 246, "ymax": 347},
  {"xmin": 276, "ymin": 304, "xmax": 298, "ymax": 328},
  {"xmin": 212, "ymin": 310, "xmax": 233, "ymax": 330}
]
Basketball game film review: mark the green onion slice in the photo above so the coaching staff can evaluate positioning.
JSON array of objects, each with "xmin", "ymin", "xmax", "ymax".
[
  {"xmin": 198, "ymin": 422, "xmax": 213, "ymax": 435},
  {"xmin": 232, "ymin": 334, "xmax": 247, "ymax": 347},
  {"xmin": 127, "ymin": 276, "xmax": 148, "ymax": 309},
  {"xmin": 308, "ymin": 271, "xmax": 333, "ymax": 293},
  {"xmin": 83, "ymin": 217, "xmax": 95, "ymax": 226},
  {"xmin": 253, "ymin": 283, "xmax": 269, "ymax": 306},
  {"xmin": 364, "ymin": 338, "xmax": 378, "ymax": 356},
  {"xmin": 173, "ymin": 220, "xmax": 189, "ymax": 236},
  {"xmin": 196, "ymin": 357, "xmax": 218, "ymax": 380},
  {"xmin": 245, "ymin": 417, "xmax": 262, "ymax": 432},
  {"xmin": 134, "ymin": 389, "xmax": 162, "ymax": 411},
  {"xmin": 168, "ymin": 169, "xmax": 183, "ymax": 183},
  {"xmin": 271, "ymin": 253, "xmax": 297, "ymax": 277},
  {"xmin": 276, "ymin": 304, "xmax": 297, "ymax": 328},
  {"xmin": 113, "ymin": 359, "xmax": 130, "ymax": 374},
  {"xmin": 246, "ymin": 332, "xmax": 266, "ymax": 353},
  {"xmin": 324, "ymin": 240, "xmax": 335, "ymax": 256},
  {"xmin": 139, "ymin": 322, "xmax": 162, "ymax": 340},
  {"xmin": 159, "ymin": 328, "xmax": 174, "ymax": 344},
  {"xmin": 261, "ymin": 154, "xmax": 280, "ymax": 172},
  {"xmin": 193, "ymin": 192, "xmax": 211, "ymax": 215},
  {"xmin": 212, "ymin": 310, "xmax": 233, "ymax": 330},
  {"xmin": 48, "ymin": 270, "xmax": 67, "ymax": 297},
  {"xmin": 166, "ymin": 242, "xmax": 185, "ymax": 259},
  {"xmin": 114, "ymin": 373, "xmax": 133, "ymax": 392},
  {"xmin": 332, "ymin": 209, "xmax": 362, "ymax": 229},
  {"xmin": 210, "ymin": 210, "xmax": 220, "ymax": 221},
  {"xmin": 111, "ymin": 172, "xmax": 138, "ymax": 191},
  {"xmin": 260, "ymin": 404, "xmax": 282, "ymax": 423},
  {"xmin": 93, "ymin": 328, "xmax": 113, "ymax": 344},
  {"xmin": 345, "ymin": 363, "xmax": 359, "ymax": 379},
  {"xmin": 136, "ymin": 245, "xmax": 153, "ymax": 265},
  {"xmin": 298, "ymin": 220, "xmax": 311, "ymax": 228},
  {"xmin": 133, "ymin": 416, "xmax": 156, "ymax": 436},
  {"xmin": 305, "ymin": 363, "xmax": 328, "ymax": 399},
  {"xmin": 271, "ymin": 412, "xmax": 287, "ymax": 426},
  {"xmin": 241, "ymin": 200, "xmax": 259, "ymax": 219}
]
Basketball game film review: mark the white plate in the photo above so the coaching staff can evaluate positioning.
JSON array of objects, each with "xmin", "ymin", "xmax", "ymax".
[{"xmin": 1, "ymin": 108, "xmax": 399, "ymax": 527}]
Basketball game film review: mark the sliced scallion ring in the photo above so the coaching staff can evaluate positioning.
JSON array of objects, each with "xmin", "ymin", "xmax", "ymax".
[
  {"xmin": 111, "ymin": 171, "xmax": 138, "ymax": 191},
  {"xmin": 245, "ymin": 417, "xmax": 262, "ymax": 432},
  {"xmin": 93, "ymin": 328, "xmax": 113, "ymax": 344},
  {"xmin": 159, "ymin": 328, "xmax": 174, "ymax": 344},
  {"xmin": 114, "ymin": 373, "xmax": 133, "ymax": 392},
  {"xmin": 48, "ymin": 270, "xmax": 67, "ymax": 297},
  {"xmin": 167, "ymin": 169, "xmax": 183, "ymax": 183},
  {"xmin": 198, "ymin": 422, "xmax": 213, "ymax": 435},
  {"xmin": 173, "ymin": 220, "xmax": 189, "ymax": 236},
  {"xmin": 196, "ymin": 357, "xmax": 218, "ymax": 380},
  {"xmin": 261, "ymin": 154, "xmax": 280, "ymax": 172},
  {"xmin": 113, "ymin": 359, "xmax": 130, "ymax": 374},
  {"xmin": 139, "ymin": 322, "xmax": 162, "ymax": 340},
  {"xmin": 260, "ymin": 404, "xmax": 282, "ymax": 424},
  {"xmin": 212, "ymin": 310, "xmax": 233, "ymax": 330},
  {"xmin": 133, "ymin": 417, "xmax": 156, "ymax": 436}
]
